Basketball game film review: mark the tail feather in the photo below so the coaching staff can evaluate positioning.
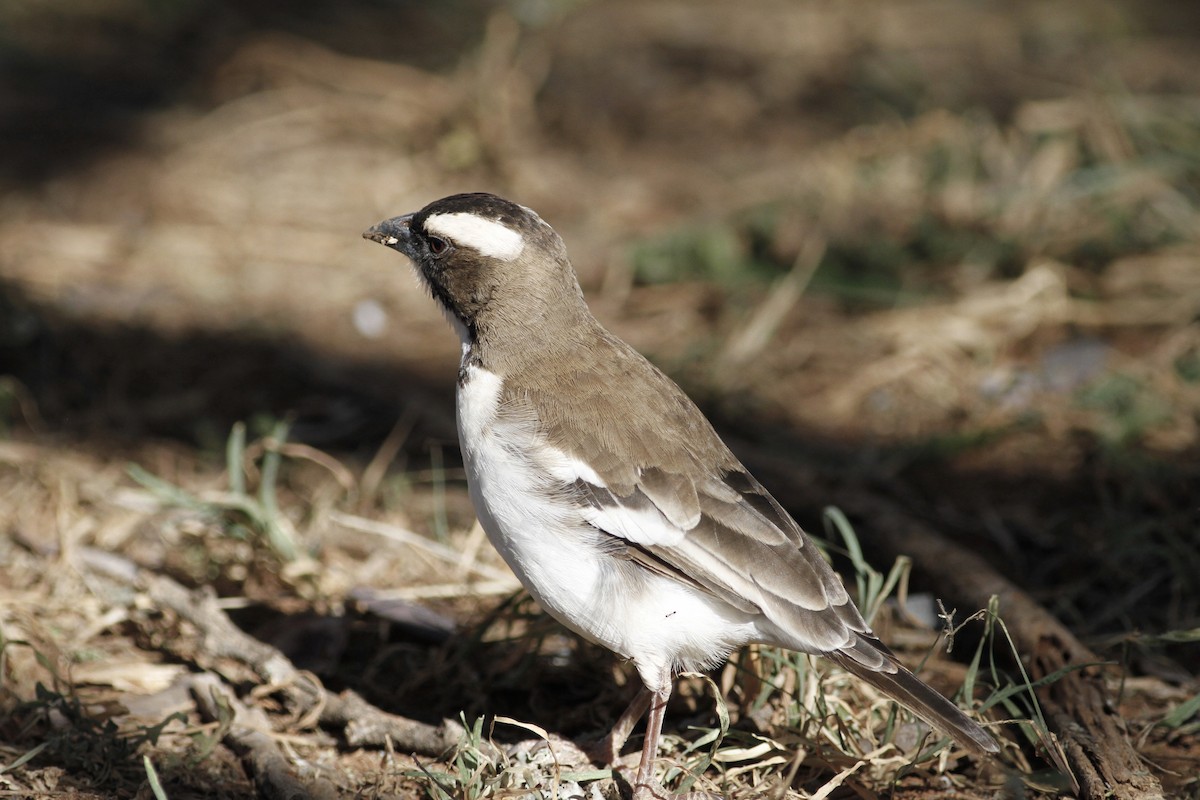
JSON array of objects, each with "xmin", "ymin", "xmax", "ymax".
[{"xmin": 828, "ymin": 641, "xmax": 998, "ymax": 754}]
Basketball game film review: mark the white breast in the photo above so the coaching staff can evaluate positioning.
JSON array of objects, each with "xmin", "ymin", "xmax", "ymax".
[
  {"xmin": 456, "ymin": 364, "xmax": 602, "ymax": 605},
  {"xmin": 456, "ymin": 361, "xmax": 761, "ymax": 691}
]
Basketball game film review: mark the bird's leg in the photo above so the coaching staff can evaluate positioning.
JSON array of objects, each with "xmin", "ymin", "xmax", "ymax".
[
  {"xmin": 628, "ymin": 684, "xmax": 725, "ymax": 800},
  {"xmin": 585, "ymin": 686, "xmax": 652, "ymax": 765},
  {"xmin": 631, "ymin": 687, "xmax": 670, "ymax": 800}
]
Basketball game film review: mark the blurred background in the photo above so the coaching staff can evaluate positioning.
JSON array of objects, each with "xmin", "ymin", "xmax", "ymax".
[{"xmin": 1, "ymin": 0, "xmax": 1198, "ymax": 797}]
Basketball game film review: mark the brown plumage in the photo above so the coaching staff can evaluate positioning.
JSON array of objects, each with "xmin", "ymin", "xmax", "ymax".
[{"xmin": 364, "ymin": 193, "xmax": 998, "ymax": 799}]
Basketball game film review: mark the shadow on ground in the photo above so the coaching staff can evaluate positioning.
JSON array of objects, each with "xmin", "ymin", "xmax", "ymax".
[{"xmin": 4, "ymin": 277, "xmax": 1196, "ymax": 685}]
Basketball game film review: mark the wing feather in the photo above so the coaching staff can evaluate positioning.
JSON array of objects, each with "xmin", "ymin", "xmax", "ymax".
[
  {"xmin": 573, "ymin": 462, "xmax": 870, "ymax": 654},
  {"xmin": 577, "ymin": 466, "xmax": 997, "ymax": 752}
]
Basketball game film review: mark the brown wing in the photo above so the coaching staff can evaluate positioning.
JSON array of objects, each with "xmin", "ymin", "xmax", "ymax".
[{"xmin": 572, "ymin": 462, "xmax": 875, "ymax": 655}]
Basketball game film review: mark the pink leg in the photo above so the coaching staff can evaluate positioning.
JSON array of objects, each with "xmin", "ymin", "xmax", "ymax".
[
  {"xmin": 632, "ymin": 687, "xmax": 670, "ymax": 800},
  {"xmin": 628, "ymin": 682, "xmax": 724, "ymax": 800},
  {"xmin": 585, "ymin": 687, "xmax": 652, "ymax": 765}
]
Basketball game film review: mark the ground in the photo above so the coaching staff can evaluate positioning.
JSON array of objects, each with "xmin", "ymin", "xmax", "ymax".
[{"xmin": 1, "ymin": 1, "xmax": 1198, "ymax": 798}]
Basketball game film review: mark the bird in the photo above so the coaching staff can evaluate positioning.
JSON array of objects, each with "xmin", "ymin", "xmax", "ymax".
[{"xmin": 363, "ymin": 192, "xmax": 998, "ymax": 799}]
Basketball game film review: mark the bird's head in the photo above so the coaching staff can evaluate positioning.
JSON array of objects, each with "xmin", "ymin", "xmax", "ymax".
[{"xmin": 364, "ymin": 193, "xmax": 584, "ymax": 343}]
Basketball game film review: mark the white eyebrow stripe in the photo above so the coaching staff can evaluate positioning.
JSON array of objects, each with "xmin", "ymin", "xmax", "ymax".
[{"xmin": 424, "ymin": 212, "xmax": 525, "ymax": 260}]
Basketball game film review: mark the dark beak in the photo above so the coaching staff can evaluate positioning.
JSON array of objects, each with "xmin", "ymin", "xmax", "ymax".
[{"xmin": 363, "ymin": 213, "xmax": 417, "ymax": 259}]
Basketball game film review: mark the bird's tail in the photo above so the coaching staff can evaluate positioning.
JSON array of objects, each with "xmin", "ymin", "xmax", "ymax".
[{"xmin": 827, "ymin": 636, "xmax": 998, "ymax": 754}]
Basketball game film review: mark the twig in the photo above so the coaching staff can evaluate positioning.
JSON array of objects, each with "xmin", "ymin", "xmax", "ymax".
[
  {"xmin": 320, "ymin": 689, "xmax": 462, "ymax": 752},
  {"xmin": 327, "ymin": 510, "xmax": 518, "ymax": 585},
  {"xmin": 76, "ymin": 548, "xmax": 465, "ymax": 758},
  {"xmin": 190, "ymin": 672, "xmax": 339, "ymax": 800}
]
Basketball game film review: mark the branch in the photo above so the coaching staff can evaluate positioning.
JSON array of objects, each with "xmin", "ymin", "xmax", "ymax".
[
  {"xmin": 190, "ymin": 672, "xmax": 339, "ymax": 800},
  {"xmin": 77, "ymin": 548, "xmax": 463, "ymax": 758}
]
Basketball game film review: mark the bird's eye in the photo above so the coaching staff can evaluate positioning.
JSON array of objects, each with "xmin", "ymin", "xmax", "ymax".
[{"xmin": 428, "ymin": 236, "xmax": 449, "ymax": 255}]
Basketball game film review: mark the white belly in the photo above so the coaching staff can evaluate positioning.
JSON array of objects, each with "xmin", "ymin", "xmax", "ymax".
[{"xmin": 456, "ymin": 362, "xmax": 759, "ymax": 689}]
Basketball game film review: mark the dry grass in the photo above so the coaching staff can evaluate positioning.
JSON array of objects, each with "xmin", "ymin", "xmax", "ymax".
[{"xmin": 2, "ymin": 0, "xmax": 1199, "ymax": 798}]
